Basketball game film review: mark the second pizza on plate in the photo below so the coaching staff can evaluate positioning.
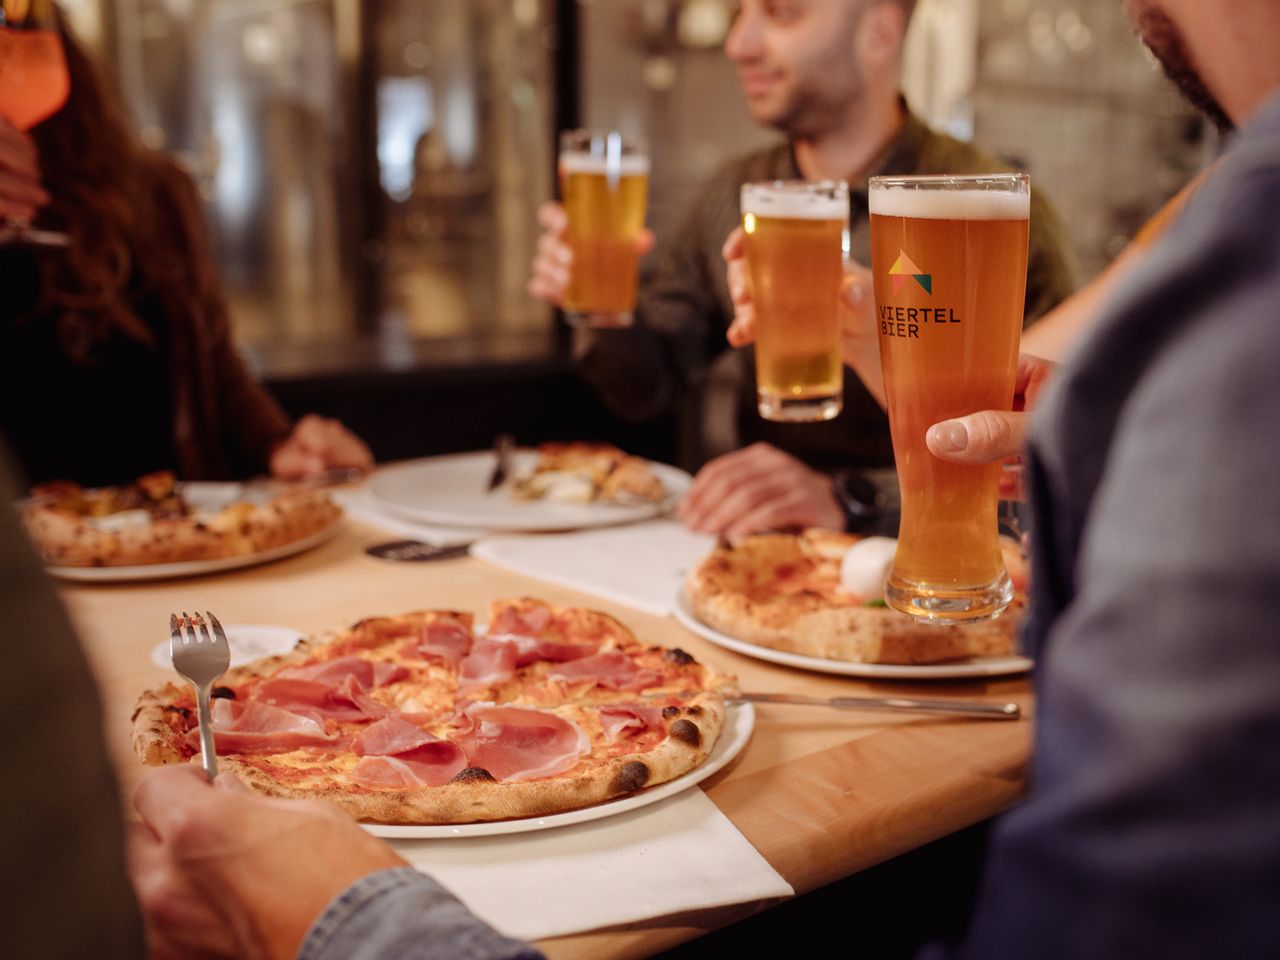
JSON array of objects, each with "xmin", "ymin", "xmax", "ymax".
[{"xmin": 684, "ymin": 529, "xmax": 1028, "ymax": 666}]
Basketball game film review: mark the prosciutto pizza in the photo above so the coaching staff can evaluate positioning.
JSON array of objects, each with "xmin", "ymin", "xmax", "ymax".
[
  {"xmin": 685, "ymin": 530, "xmax": 1024, "ymax": 666},
  {"xmin": 21, "ymin": 471, "xmax": 339, "ymax": 568},
  {"xmin": 133, "ymin": 598, "xmax": 729, "ymax": 824}
]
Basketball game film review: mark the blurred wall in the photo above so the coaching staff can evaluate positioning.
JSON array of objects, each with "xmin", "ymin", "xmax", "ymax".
[{"xmin": 579, "ymin": 0, "xmax": 1210, "ymax": 284}]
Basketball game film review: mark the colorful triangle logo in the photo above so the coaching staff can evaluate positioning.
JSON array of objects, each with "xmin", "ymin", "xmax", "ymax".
[{"xmin": 889, "ymin": 250, "xmax": 932, "ymax": 295}]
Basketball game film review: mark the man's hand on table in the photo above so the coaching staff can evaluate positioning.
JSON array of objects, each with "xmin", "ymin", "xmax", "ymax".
[
  {"xmin": 677, "ymin": 442, "xmax": 844, "ymax": 540},
  {"xmin": 270, "ymin": 414, "xmax": 374, "ymax": 480},
  {"xmin": 526, "ymin": 201, "xmax": 655, "ymax": 307},
  {"xmin": 130, "ymin": 765, "xmax": 406, "ymax": 960}
]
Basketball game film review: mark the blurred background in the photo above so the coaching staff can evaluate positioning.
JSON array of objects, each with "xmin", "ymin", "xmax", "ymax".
[{"xmin": 61, "ymin": 0, "xmax": 1212, "ymax": 462}]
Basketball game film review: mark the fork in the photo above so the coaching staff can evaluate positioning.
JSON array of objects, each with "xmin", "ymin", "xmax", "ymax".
[{"xmin": 170, "ymin": 611, "xmax": 231, "ymax": 779}]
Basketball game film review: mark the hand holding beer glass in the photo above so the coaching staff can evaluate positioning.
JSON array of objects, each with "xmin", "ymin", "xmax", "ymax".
[
  {"xmin": 740, "ymin": 181, "xmax": 848, "ymax": 422},
  {"xmin": 557, "ymin": 130, "xmax": 649, "ymax": 328},
  {"xmin": 869, "ymin": 174, "xmax": 1030, "ymax": 623}
]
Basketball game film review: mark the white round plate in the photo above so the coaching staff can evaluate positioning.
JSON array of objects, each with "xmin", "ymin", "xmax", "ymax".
[
  {"xmin": 45, "ymin": 516, "xmax": 341, "ymax": 583},
  {"xmin": 362, "ymin": 701, "xmax": 754, "ymax": 839},
  {"xmin": 367, "ymin": 451, "xmax": 691, "ymax": 532},
  {"xmin": 672, "ymin": 591, "xmax": 1033, "ymax": 680},
  {"xmin": 150, "ymin": 623, "xmax": 303, "ymax": 670}
]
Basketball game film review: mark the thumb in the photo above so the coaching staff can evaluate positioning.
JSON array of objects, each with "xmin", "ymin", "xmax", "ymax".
[{"xmin": 925, "ymin": 411, "xmax": 1027, "ymax": 465}]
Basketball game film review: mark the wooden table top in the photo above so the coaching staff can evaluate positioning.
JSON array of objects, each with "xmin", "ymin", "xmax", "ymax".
[{"xmin": 59, "ymin": 519, "xmax": 1032, "ymax": 960}]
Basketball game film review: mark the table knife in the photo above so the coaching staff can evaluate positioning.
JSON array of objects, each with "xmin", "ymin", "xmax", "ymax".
[
  {"xmin": 486, "ymin": 434, "xmax": 515, "ymax": 492},
  {"xmin": 728, "ymin": 691, "xmax": 1020, "ymax": 721}
]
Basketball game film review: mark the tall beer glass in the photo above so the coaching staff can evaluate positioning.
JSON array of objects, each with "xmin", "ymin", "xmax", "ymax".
[
  {"xmin": 741, "ymin": 180, "xmax": 848, "ymax": 422},
  {"xmin": 868, "ymin": 173, "xmax": 1029, "ymax": 623},
  {"xmin": 558, "ymin": 130, "xmax": 649, "ymax": 328}
]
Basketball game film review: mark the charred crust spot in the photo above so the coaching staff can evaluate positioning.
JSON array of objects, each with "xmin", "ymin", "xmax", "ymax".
[
  {"xmin": 211, "ymin": 686, "xmax": 236, "ymax": 700},
  {"xmin": 664, "ymin": 647, "xmax": 697, "ymax": 666},
  {"xmin": 163, "ymin": 705, "xmax": 191, "ymax": 720},
  {"xmin": 669, "ymin": 719, "xmax": 701, "ymax": 747},
  {"xmin": 450, "ymin": 767, "xmax": 497, "ymax": 784},
  {"xmin": 612, "ymin": 760, "xmax": 649, "ymax": 793},
  {"xmin": 661, "ymin": 706, "xmax": 681, "ymax": 719},
  {"xmin": 685, "ymin": 705, "xmax": 703, "ymax": 716}
]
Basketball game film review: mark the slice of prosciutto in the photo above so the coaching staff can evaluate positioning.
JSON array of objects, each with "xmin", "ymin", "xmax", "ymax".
[
  {"xmin": 457, "ymin": 637, "xmax": 521, "ymax": 690},
  {"xmin": 350, "ymin": 742, "xmax": 468, "ymax": 790},
  {"xmin": 453, "ymin": 705, "xmax": 586, "ymax": 782},
  {"xmin": 597, "ymin": 704, "xmax": 668, "ymax": 743},
  {"xmin": 353, "ymin": 715, "xmax": 438, "ymax": 757},
  {"xmin": 397, "ymin": 620, "xmax": 474, "ymax": 666},
  {"xmin": 547, "ymin": 651, "xmax": 663, "ymax": 691},
  {"xmin": 487, "ymin": 604, "xmax": 552, "ymax": 637},
  {"xmin": 350, "ymin": 715, "xmax": 469, "ymax": 788},
  {"xmin": 208, "ymin": 700, "xmax": 338, "ymax": 754},
  {"xmin": 254, "ymin": 673, "xmax": 388, "ymax": 724},
  {"xmin": 487, "ymin": 633, "xmax": 597, "ymax": 667}
]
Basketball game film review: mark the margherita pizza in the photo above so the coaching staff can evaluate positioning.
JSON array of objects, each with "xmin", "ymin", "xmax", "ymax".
[
  {"xmin": 133, "ymin": 598, "xmax": 728, "ymax": 825},
  {"xmin": 21, "ymin": 471, "xmax": 340, "ymax": 567},
  {"xmin": 685, "ymin": 530, "xmax": 1024, "ymax": 666},
  {"xmin": 511, "ymin": 442, "xmax": 667, "ymax": 504}
]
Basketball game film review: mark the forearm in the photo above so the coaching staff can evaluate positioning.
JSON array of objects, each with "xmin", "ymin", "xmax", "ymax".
[
  {"xmin": 299, "ymin": 868, "xmax": 543, "ymax": 960},
  {"xmin": 571, "ymin": 323, "xmax": 687, "ymax": 421}
]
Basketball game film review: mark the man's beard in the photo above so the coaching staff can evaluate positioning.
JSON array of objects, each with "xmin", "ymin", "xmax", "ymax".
[{"xmin": 1128, "ymin": 2, "xmax": 1233, "ymax": 132}]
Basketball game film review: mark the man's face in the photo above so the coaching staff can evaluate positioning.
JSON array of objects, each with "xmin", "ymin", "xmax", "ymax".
[
  {"xmin": 1125, "ymin": 0, "xmax": 1232, "ymax": 130},
  {"xmin": 725, "ymin": 0, "xmax": 872, "ymax": 138}
]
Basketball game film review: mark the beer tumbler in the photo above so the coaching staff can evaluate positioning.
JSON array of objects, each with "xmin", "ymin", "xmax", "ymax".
[
  {"xmin": 741, "ymin": 180, "xmax": 849, "ymax": 422},
  {"xmin": 558, "ymin": 130, "xmax": 649, "ymax": 328},
  {"xmin": 868, "ymin": 173, "xmax": 1029, "ymax": 623}
]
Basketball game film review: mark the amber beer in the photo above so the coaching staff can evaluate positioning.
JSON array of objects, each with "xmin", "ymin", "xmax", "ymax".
[
  {"xmin": 558, "ymin": 131, "xmax": 649, "ymax": 327},
  {"xmin": 869, "ymin": 174, "xmax": 1030, "ymax": 622},
  {"xmin": 741, "ymin": 181, "xmax": 848, "ymax": 422}
]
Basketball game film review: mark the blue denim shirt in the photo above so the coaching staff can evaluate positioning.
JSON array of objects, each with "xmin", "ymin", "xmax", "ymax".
[
  {"xmin": 928, "ymin": 92, "xmax": 1280, "ymax": 959},
  {"xmin": 298, "ymin": 868, "xmax": 543, "ymax": 960}
]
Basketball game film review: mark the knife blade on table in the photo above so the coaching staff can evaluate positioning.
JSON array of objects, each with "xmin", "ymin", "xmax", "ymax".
[
  {"xmin": 486, "ymin": 433, "xmax": 515, "ymax": 492},
  {"xmin": 728, "ymin": 691, "xmax": 1020, "ymax": 720}
]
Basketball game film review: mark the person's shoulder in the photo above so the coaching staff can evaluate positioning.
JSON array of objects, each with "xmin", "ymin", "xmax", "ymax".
[
  {"xmin": 909, "ymin": 123, "xmax": 1015, "ymax": 177},
  {"xmin": 699, "ymin": 142, "xmax": 793, "ymax": 197}
]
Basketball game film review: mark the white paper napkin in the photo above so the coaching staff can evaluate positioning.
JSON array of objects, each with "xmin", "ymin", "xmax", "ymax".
[
  {"xmin": 470, "ymin": 520, "xmax": 716, "ymax": 616},
  {"xmin": 390, "ymin": 788, "xmax": 793, "ymax": 942},
  {"xmin": 334, "ymin": 487, "xmax": 486, "ymax": 546}
]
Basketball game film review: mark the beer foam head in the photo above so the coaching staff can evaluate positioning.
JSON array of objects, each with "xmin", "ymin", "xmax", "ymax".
[
  {"xmin": 741, "ymin": 182, "xmax": 847, "ymax": 220},
  {"xmin": 559, "ymin": 152, "xmax": 651, "ymax": 176},
  {"xmin": 868, "ymin": 184, "xmax": 1029, "ymax": 220}
]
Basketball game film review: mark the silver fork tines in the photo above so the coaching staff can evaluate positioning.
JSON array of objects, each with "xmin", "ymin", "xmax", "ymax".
[{"xmin": 169, "ymin": 610, "xmax": 231, "ymax": 780}]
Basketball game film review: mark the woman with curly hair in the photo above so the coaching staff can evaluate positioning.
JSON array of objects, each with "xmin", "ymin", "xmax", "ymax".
[{"xmin": 0, "ymin": 14, "xmax": 371, "ymax": 486}]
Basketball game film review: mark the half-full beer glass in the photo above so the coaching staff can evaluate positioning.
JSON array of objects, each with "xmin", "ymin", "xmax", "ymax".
[
  {"xmin": 558, "ymin": 130, "xmax": 649, "ymax": 327},
  {"xmin": 868, "ymin": 173, "xmax": 1029, "ymax": 622},
  {"xmin": 741, "ymin": 180, "xmax": 848, "ymax": 422}
]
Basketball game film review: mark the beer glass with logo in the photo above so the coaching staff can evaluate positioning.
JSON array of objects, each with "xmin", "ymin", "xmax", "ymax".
[
  {"xmin": 558, "ymin": 130, "xmax": 649, "ymax": 328},
  {"xmin": 868, "ymin": 173, "xmax": 1029, "ymax": 622},
  {"xmin": 741, "ymin": 180, "xmax": 848, "ymax": 422}
]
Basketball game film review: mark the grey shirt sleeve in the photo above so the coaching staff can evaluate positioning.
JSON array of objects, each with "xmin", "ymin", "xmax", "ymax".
[
  {"xmin": 934, "ymin": 137, "xmax": 1280, "ymax": 960},
  {"xmin": 298, "ymin": 868, "xmax": 544, "ymax": 960}
]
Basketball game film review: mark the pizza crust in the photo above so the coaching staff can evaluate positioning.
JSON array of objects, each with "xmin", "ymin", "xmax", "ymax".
[
  {"xmin": 219, "ymin": 696, "xmax": 723, "ymax": 825},
  {"xmin": 23, "ymin": 488, "xmax": 340, "ymax": 567},
  {"xmin": 685, "ymin": 532, "xmax": 1018, "ymax": 665}
]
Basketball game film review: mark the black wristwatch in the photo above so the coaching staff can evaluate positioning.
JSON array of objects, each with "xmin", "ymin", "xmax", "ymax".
[{"xmin": 831, "ymin": 468, "xmax": 886, "ymax": 534}]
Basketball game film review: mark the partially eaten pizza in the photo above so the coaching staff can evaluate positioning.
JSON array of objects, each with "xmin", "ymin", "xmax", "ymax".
[
  {"xmin": 133, "ymin": 598, "xmax": 729, "ymax": 824},
  {"xmin": 684, "ymin": 530, "xmax": 1025, "ymax": 666},
  {"xmin": 21, "ymin": 470, "xmax": 340, "ymax": 567},
  {"xmin": 511, "ymin": 442, "xmax": 668, "ymax": 505}
]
